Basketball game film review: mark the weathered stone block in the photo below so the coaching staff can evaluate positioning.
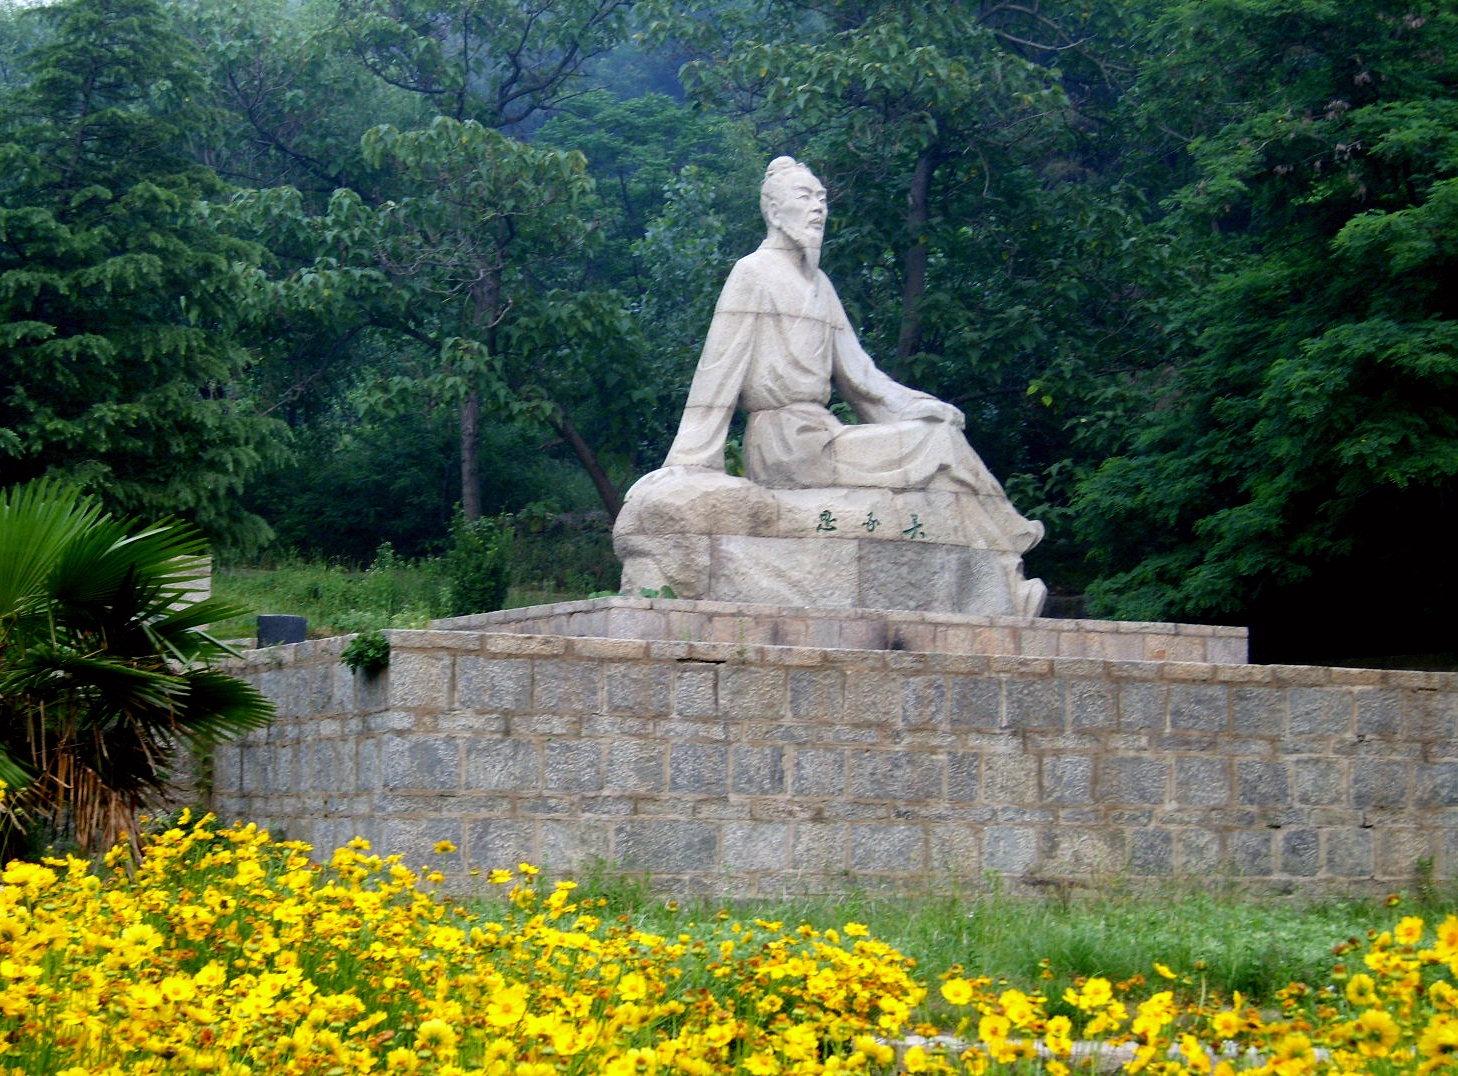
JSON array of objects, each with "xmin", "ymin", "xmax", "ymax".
[
  {"xmin": 544, "ymin": 740, "xmax": 603, "ymax": 793},
  {"xmin": 1324, "ymin": 828, "xmax": 1373, "ymax": 877},
  {"xmin": 982, "ymin": 752, "xmax": 1039, "ymax": 803},
  {"xmin": 1354, "ymin": 689, "xmax": 1403, "ymax": 739},
  {"xmin": 1041, "ymin": 755, "xmax": 1093, "ymax": 805},
  {"xmin": 720, "ymin": 666, "xmax": 787, "ymax": 719},
  {"xmin": 1118, "ymin": 683, "xmax": 1168, "ymax": 731},
  {"xmin": 732, "ymin": 745, "xmax": 786, "ymax": 795},
  {"xmin": 605, "ymin": 740, "xmax": 666, "ymax": 793},
  {"xmin": 948, "ymin": 675, "xmax": 1000, "ymax": 730},
  {"xmin": 670, "ymin": 742, "xmax": 728, "ymax": 795},
  {"xmin": 1289, "ymin": 688, "xmax": 1352, "ymax": 737},
  {"xmin": 1173, "ymin": 756, "xmax": 1229, "ymax": 806},
  {"xmin": 1353, "ymin": 759, "xmax": 1412, "ymax": 809},
  {"xmin": 1291, "ymin": 758, "xmax": 1345, "ymax": 807},
  {"xmin": 1097, "ymin": 756, "xmax": 1168, "ymax": 805},
  {"xmin": 1229, "ymin": 831, "xmax": 1273, "ymax": 876},
  {"xmin": 1004, "ymin": 678, "xmax": 1062, "ymax": 730},
  {"xmin": 1129, "ymin": 829, "xmax": 1174, "ymax": 875},
  {"xmin": 673, "ymin": 668, "xmax": 718, "ymax": 718},
  {"xmin": 722, "ymin": 821, "xmax": 790, "ymax": 870},
  {"xmin": 456, "ymin": 656, "xmax": 532, "ymax": 712},
  {"xmin": 788, "ymin": 668, "xmax": 842, "ymax": 722},
  {"xmin": 466, "ymin": 819, "xmax": 536, "ymax": 871},
  {"xmin": 1280, "ymin": 828, "xmax": 1320, "ymax": 876},
  {"xmin": 604, "ymin": 664, "xmax": 672, "ymax": 715},
  {"xmin": 387, "ymin": 652, "xmax": 450, "ymax": 710},
  {"xmin": 1040, "ymin": 827, "xmax": 1126, "ymax": 875},
  {"xmin": 1231, "ymin": 686, "xmax": 1285, "ymax": 735},
  {"xmin": 381, "ymin": 818, "xmax": 464, "ymax": 870},
  {"xmin": 946, "ymin": 752, "xmax": 980, "ymax": 802},
  {"xmin": 1416, "ymin": 763, "xmax": 1458, "ymax": 808},
  {"xmin": 613, "ymin": 819, "xmax": 718, "ymax": 872},
  {"xmin": 540, "ymin": 820, "xmax": 612, "ymax": 870},
  {"xmin": 849, "ymin": 824, "xmax": 924, "ymax": 871},
  {"xmin": 1376, "ymin": 828, "xmax": 1433, "ymax": 879},
  {"xmin": 1066, "ymin": 678, "xmax": 1117, "ymax": 730},
  {"xmin": 1235, "ymin": 759, "xmax": 1290, "ymax": 807},
  {"xmin": 790, "ymin": 747, "xmax": 845, "ymax": 797},
  {"xmin": 983, "ymin": 826, "xmax": 1038, "ymax": 874},
  {"xmin": 843, "ymin": 749, "xmax": 937, "ymax": 802},
  {"xmin": 531, "ymin": 659, "xmax": 601, "ymax": 714},
  {"xmin": 462, "ymin": 738, "xmax": 538, "ymax": 792},
  {"xmin": 1167, "ymin": 684, "xmax": 1228, "ymax": 731}
]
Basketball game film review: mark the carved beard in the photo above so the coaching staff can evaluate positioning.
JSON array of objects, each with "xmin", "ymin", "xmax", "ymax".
[{"xmin": 782, "ymin": 219, "xmax": 824, "ymax": 273}]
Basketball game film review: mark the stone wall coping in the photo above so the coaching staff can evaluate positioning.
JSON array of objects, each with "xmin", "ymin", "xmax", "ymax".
[
  {"xmin": 228, "ymin": 625, "xmax": 1458, "ymax": 691},
  {"xmin": 431, "ymin": 596, "xmax": 1245, "ymax": 639}
]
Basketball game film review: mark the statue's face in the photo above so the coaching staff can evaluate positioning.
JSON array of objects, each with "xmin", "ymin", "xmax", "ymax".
[{"xmin": 769, "ymin": 170, "xmax": 827, "ymax": 252}]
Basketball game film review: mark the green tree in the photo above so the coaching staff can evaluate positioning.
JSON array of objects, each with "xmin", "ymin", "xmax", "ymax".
[
  {"xmin": 0, "ymin": 0, "xmax": 286, "ymax": 549},
  {"xmin": 1076, "ymin": 0, "xmax": 1458, "ymax": 661},
  {"xmin": 335, "ymin": 0, "xmax": 635, "ymax": 127},
  {"xmin": 335, "ymin": 117, "xmax": 635, "ymax": 519},
  {"xmin": 0, "ymin": 479, "xmax": 273, "ymax": 857}
]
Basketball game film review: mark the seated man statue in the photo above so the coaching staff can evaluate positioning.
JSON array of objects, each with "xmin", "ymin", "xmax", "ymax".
[{"xmin": 615, "ymin": 156, "xmax": 1046, "ymax": 616}]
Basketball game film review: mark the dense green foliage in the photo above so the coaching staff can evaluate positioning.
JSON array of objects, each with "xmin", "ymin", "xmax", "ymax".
[
  {"xmin": 446, "ymin": 511, "xmax": 513, "ymax": 616},
  {"xmin": 1, "ymin": 0, "xmax": 1454, "ymax": 663},
  {"xmin": 0, "ymin": 479, "xmax": 272, "ymax": 857},
  {"xmin": 0, "ymin": 0, "xmax": 285, "ymax": 549}
]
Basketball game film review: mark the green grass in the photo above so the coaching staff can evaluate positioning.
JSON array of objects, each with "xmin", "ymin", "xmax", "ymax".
[
  {"xmin": 211, "ymin": 527, "xmax": 617, "ymax": 642},
  {"xmin": 550, "ymin": 868, "xmax": 1455, "ymax": 1020}
]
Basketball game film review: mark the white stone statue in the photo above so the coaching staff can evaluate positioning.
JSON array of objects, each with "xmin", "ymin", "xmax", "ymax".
[{"xmin": 615, "ymin": 156, "xmax": 1046, "ymax": 617}]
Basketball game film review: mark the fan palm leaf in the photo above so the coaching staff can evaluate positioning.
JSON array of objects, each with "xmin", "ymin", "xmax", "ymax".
[{"xmin": 0, "ymin": 478, "xmax": 274, "ymax": 855}]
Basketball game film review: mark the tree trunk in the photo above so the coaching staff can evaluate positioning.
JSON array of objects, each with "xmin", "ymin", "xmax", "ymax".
[
  {"xmin": 551, "ymin": 405, "xmax": 623, "ymax": 521},
  {"xmin": 896, "ymin": 148, "xmax": 936, "ymax": 361},
  {"xmin": 460, "ymin": 388, "xmax": 482, "ymax": 520}
]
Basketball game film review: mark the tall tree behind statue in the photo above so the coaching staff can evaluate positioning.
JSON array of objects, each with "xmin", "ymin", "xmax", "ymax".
[
  {"xmin": 1075, "ymin": 0, "xmax": 1458, "ymax": 662},
  {"xmin": 0, "ymin": 0, "xmax": 285, "ymax": 550}
]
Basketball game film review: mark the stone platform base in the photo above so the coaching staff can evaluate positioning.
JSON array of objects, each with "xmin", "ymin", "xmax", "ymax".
[
  {"xmin": 433, "ymin": 596, "xmax": 1249, "ymax": 665},
  {"xmin": 612, "ymin": 469, "xmax": 1045, "ymax": 617}
]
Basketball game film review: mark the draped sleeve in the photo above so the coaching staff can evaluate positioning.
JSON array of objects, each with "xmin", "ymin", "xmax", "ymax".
[
  {"xmin": 662, "ymin": 257, "xmax": 763, "ymax": 470},
  {"xmin": 826, "ymin": 284, "xmax": 937, "ymax": 423}
]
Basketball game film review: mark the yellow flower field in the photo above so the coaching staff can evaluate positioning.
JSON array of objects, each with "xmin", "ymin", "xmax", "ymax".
[{"xmin": 2, "ymin": 812, "xmax": 1458, "ymax": 1075}]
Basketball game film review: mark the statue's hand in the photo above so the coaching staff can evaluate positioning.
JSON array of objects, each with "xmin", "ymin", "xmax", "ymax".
[{"xmin": 900, "ymin": 397, "xmax": 965, "ymax": 429}]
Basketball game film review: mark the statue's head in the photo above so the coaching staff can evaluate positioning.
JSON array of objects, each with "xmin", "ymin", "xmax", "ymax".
[{"xmin": 760, "ymin": 156, "xmax": 827, "ymax": 257}]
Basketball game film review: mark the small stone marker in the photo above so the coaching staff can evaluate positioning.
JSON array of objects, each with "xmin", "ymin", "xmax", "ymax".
[{"xmin": 257, "ymin": 614, "xmax": 307, "ymax": 647}]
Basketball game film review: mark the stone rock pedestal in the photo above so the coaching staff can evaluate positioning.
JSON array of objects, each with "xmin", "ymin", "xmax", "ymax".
[{"xmin": 613, "ymin": 469, "xmax": 1045, "ymax": 617}]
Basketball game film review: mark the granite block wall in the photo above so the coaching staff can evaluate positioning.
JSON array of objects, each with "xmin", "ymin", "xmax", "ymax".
[{"xmin": 213, "ymin": 627, "xmax": 1458, "ymax": 896}]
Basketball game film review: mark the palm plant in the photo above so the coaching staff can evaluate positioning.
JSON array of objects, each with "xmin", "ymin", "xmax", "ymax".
[{"xmin": 0, "ymin": 478, "xmax": 274, "ymax": 857}]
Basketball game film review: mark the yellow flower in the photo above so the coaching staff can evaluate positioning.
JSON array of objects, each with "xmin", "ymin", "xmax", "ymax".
[
  {"xmin": 1154, "ymin": 962, "xmax": 1178, "ymax": 980},
  {"xmin": 940, "ymin": 977, "xmax": 974, "ymax": 1006},
  {"xmin": 415, "ymin": 1017, "xmax": 459, "ymax": 1054},
  {"xmin": 1000, "ymin": 987, "xmax": 1038, "ymax": 1028},
  {"xmin": 979, "ymin": 1011, "xmax": 1011, "ymax": 1044},
  {"xmin": 618, "ymin": 971, "xmax": 649, "ymax": 1001},
  {"xmin": 904, "ymin": 1044, "xmax": 929, "ymax": 1072},
  {"xmin": 742, "ymin": 1051, "xmax": 778, "ymax": 1075},
  {"xmin": 1066, "ymin": 976, "xmax": 1112, "ymax": 1011},
  {"xmin": 485, "ymin": 982, "xmax": 529, "ymax": 1028},
  {"xmin": 1346, "ymin": 973, "xmax": 1379, "ymax": 1007},
  {"xmin": 1045, "ymin": 1014, "xmax": 1073, "ymax": 1058},
  {"xmin": 1396, "ymin": 916, "xmax": 1426, "ymax": 946},
  {"xmin": 1210, "ymin": 1008, "xmax": 1244, "ymax": 1040},
  {"xmin": 432, "ymin": 840, "xmax": 457, "ymax": 855},
  {"xmin": 844, "ymin": 922, "xmax": 869, "ymax": 937},
  {"xmin": 1419, "ymin": 1013, "xmax": 1458, "ymax": 1071}
]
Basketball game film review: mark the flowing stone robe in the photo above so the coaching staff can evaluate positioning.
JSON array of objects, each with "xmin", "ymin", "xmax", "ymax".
[{"xmin": 663, "ymin": 242, "xmax": 1042, "ymax": 554}]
